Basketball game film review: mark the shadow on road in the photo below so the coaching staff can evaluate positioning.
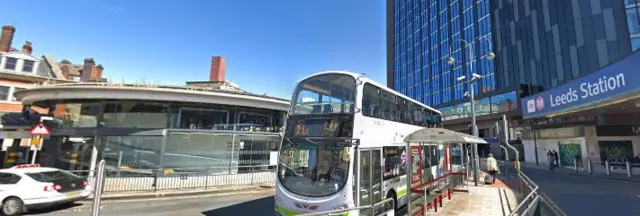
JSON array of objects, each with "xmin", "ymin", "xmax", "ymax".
[
  {"xmin": 27, "ymin": 202, "xmax": 83, "ymax": 215},
  {"xmin": 202, "ymin": 196, "xmax": 274, "ymax": 216}
]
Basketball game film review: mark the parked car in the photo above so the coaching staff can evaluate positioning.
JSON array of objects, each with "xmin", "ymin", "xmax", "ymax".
[{"xmin": 0, "ymin": 164, "xmax": 91, "ymax": 215}]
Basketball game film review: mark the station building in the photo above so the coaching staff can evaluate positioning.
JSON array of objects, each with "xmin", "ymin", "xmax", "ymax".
[
  {"xmin": 9, "ymin": 56, "xmax": 290, "ymax": 175},
  {"xmin": 519, "ymin": 50, "xmax": 640, "ymax": 167}
]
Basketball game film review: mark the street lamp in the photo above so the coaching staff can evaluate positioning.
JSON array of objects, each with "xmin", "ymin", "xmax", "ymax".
[{"xmin": 448, "ymin": 36, "xmax": 495, "ymax": 186}]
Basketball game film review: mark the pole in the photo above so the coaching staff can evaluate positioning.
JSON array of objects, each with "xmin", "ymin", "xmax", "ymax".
[
  {"xmin": 470, "ymin": 81, "xmax": 480, "ymax": 186},
  {"xmin": 405, "ymin": 141, "xmax": 412, "ymax": 214},
  {"xmin": 502, "ymin": 115, "xmax": 520, "ymax": 170},
  {"xmin": 91, "ymin": 159, "xmax": 106, "ymax": 216},
  {"xmin": 30, "ymin": 136, "xmax": 40, "ymax": 164},
  {"xmin": 533, "ymin": 124, "xmax": 539, "ymax": 165}
]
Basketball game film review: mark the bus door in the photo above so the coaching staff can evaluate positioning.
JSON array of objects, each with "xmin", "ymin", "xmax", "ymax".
[{"xmin": 358, "ymin": 148, "xmax": 382, "ymax": 213}]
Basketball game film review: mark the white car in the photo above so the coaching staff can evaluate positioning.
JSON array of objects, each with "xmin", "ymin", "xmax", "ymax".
[{"xmin": 0, "ymin": 164, "xmax": 91, "ymax": 216}]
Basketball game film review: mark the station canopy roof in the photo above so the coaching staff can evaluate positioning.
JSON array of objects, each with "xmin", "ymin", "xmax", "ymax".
[{"xmin": 403, "ymin": 128, "xmax": 488, "ymax": 144}]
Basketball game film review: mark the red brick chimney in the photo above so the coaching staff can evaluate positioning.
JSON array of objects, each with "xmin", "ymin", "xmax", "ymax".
[
  {"xmin": 0, "ymin": 25, "xmax": 16, "ymax": 52},
  {"xmin": 81, "ymin": 58, "xmax": 95, "ymax": 82},
  {"xmin": 21, "ymin": 41, "xmax": 32, "ymax": 55},
  {"xmin": 209, "ymin": 56, "xmax": 226, "ymax": 82},
  {"xmin": 94, "ymin": 64, "xmax": 104, "ymax": 80}
]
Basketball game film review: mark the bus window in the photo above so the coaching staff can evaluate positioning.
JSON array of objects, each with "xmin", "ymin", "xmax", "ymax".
[
  {"xmin": 362, "ymin": 84, "xmax": 381, "ymax": 118},
  {"xmin": 382, "ymin": 146, "xmax": 407, "ymax": 181},
  {"xmin": 291, "ymin": 74, "xmax": 356, "ymax": 115}
]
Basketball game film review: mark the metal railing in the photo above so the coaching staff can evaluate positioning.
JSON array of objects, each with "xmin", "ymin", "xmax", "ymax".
[
  {"xmin": 297, "ymin": 198, "xmax": 395, "ymax": 216},
  {"xmin": 509, "ymin": 170, "xmax": 540, "ymax": 216},
  {"xmin": 70, "ymin": 165, "xmax": 276, "ymax": 192},
  {"xmin": 574, "ymin": 159, "xmax": 639, "ymax": 178}
]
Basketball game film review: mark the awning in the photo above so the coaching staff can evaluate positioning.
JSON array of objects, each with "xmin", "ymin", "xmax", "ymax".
[{"xmin": 403, "ymin": 128, "xmax": 488, "ymax": 144}]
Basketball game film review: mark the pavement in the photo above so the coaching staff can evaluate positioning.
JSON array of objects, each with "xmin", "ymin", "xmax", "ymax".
[
  {"xmin": 427, "ymin": 174, "xmax": 519, "ymax": 216},
  {"xmin": 521, "ymin": 162, "xmax": 640, "ymax": 182},
  {"xmin": 523, "ymin": 166, "xmax": 640, "ymax": 216},
  {"xmin": 28, "ymin": 189, "xmax": 276, "ymax": 216}
]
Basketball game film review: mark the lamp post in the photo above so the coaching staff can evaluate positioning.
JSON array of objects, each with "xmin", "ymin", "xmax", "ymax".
[{"xmin": 448, "ymin": 36, "xmax": 495, "ymax": 186}]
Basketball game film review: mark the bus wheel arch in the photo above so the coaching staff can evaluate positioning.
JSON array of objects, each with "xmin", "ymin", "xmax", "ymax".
[{"xmin": 385, "ymin": 189, "xmax": 398, "ymax": 210}]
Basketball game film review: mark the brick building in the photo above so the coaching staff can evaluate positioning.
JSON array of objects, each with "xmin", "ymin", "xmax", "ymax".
[{"xmin": 0, "ymin": 24, "xmax": 106, "ymax": 163}]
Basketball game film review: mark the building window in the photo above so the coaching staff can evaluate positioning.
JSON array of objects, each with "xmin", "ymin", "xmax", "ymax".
[
  {"xmin": 4, "ymin": 57, "xmax": 17, "ymax": 70},
  {"xmin": 103, "ymin": 102, "xmax": 169, "ymax": 128},
  {"xmin": 0, "ymin": 86, "xmax": 9, "ymax": 101},
  {"xmin": 177, "ymin": 108, "xmax": 228, "ymax": 129},
  {"xmin": 12, "ymin": 87, "xmax": 26, "ymax": 101},
  {"xmin": 632, "ymin": 37, "xmax": 640, "ymax": 51},
  {"xmin": 52, "ymin": 102, "xmax": 101, "ymax": 128},
  {"xmin": 22, "ymin": 60, "xmax": 35, "ymax": 73}
]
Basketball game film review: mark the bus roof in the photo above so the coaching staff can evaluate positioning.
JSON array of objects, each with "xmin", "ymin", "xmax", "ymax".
[
  {"xmin": 403, "ymin": 128, "xmax": 487, "ymax": 144},
  {"xmin": 298, "ymin": 71, "xmax": 441, "ymax": 115}
]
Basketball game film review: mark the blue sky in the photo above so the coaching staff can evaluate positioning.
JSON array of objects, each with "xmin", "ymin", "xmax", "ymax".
[{"xmin": 2, "ymin": 0, "xmax": 386, "ymax": 99}]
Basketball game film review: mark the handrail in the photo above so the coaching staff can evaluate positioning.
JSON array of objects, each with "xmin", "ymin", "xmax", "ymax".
[
  {"xmin": 297, "ymin": 197, "xmax": 395, "ymax": 216},
  {"xmin": 509, "ymin": 171, "xmax": 540, "ymax": 216}
]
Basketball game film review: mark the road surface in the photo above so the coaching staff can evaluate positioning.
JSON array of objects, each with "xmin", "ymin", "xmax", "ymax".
[
  {"xmin": 28, "ymin": 190, "xmax": 275, "ymax": 216},
  {"xmin": 523, "ymin": 168, "xmax": 640, "ymax": 215}
]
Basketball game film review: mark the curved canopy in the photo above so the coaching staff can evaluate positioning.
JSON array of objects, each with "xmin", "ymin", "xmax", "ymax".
[{"xmin": 403, "ymin": 128, "xmax": 488, "ymax": 144}]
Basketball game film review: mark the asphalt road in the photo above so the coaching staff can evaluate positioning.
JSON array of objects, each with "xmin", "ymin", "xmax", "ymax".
[
  {"xmin": 523, "ymin": 168, "xmax": 640, "ymax": 216},
  {"xmin": 28, "ymin": 190, "xmax": 275, "ymax": 216}
]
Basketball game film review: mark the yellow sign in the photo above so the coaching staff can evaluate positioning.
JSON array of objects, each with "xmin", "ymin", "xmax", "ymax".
[{"xmin": 30, "ymin": 137, "xmax": 41, "ymax": 147}]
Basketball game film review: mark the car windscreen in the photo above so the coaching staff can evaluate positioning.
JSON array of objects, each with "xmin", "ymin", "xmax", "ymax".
[{"xmin": 26, "ymin": 170, "xmax": 79, "ymax": 182}]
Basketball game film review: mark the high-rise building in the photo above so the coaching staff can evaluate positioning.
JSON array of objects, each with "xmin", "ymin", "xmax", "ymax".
[
  {"xmin": 386, "ymin": 0, "xmax": 495, "ymax": 106},
  {"xmin": 388, "ymin": 0, "xmax": 640, "ymax": 132},
  {"xmin": 386, "ymin": 0, "xmax": 497, "ymax": 134},
  {"xmin": 389, "ymin": 0, "xmax": 640, "ymax": 163}
]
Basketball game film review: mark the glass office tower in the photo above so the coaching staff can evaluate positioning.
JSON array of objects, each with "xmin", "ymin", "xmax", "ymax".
[
  {"xmin": 386, "ymin": 0, "xmax": 495, "ymax": 107},
  {"xmin": 493, "ymin": 0, "xmax": 634, "ymax": 92}
]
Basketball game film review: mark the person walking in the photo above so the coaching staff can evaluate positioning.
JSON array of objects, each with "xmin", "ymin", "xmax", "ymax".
[
  {"xmin": 547, "ymin": 150, "xmax": 555, "ymax": 170},
  {"xmin": 552, "ymin": 150, "xmax": 560, "ymax": 168},
  {"xmin": 486, "ymin": 153, "xmax": 499, "ymax": 184}
]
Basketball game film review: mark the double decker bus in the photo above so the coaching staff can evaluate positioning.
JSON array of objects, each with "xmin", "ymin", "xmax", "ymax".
[{"xmin": 275, "ymin": 71, "xmax": 445, "ymax": 216}]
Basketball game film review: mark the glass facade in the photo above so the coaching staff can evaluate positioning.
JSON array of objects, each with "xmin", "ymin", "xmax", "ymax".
[
  {"xmin": 492, "ymin": 0, "xmax": 633, "ymax": 92},
  {"xmin": 439, "ymin": 91, "xmax": 517, "ymax": 121},
  {"xmin": 29, "ymin": 99, "xmax": 286, "ymax": 175},
  {"xmin": 626, "ymin": 0, "xmax": 640, "ymax": 50},
  {"xmin": 388, "ymin": 0, "xmax": 495, "ymax": 107}
]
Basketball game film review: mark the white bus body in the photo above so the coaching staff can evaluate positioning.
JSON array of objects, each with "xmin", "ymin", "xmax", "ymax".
[{"xmin": 275, "ymin": 71, "xmax": 445, "ymax": 216}]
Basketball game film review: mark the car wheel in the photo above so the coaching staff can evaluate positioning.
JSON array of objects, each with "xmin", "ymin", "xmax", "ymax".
[{"xmin": 2, "ymin": 197, "xmax": 24, "ymax": 216}]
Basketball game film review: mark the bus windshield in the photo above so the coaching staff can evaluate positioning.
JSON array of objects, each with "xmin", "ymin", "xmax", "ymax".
[
  {"xmin": 292, "ymin": 74, "xmax": 356, "ymax": 115},
  {"xmin": 278, "ymin": 138, "xmax": 351, "ymax": 197}
]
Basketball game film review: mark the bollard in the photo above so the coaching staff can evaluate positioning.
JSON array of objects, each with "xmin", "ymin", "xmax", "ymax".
[
  {"xmin": 573, "ymin": 158, "xmax": 578, "ymax": 172},
  {"xmin": 588, "ymin": 159, "xmax": 593, "ymax": 174},
  {"xmin": 91, "ymin": 160, "xmax": 106, "ymax": 216},
  {"xmin": 605, "ymin": 161, "xmax": 611, "ymax": 176},
  {"xmin": 626, "ymin": 161, "xmax": 632, "ymax": 178}
]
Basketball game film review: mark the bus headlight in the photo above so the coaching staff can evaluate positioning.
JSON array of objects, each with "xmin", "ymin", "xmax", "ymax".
[{"xmin": 274, "ymin": 195, "xmax": 284, "ymax": 204}]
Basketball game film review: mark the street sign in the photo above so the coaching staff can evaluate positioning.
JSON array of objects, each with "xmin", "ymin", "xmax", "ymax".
[{"xmin": 29, "ymin": 122, "xmax": 51, "ymax": 136}]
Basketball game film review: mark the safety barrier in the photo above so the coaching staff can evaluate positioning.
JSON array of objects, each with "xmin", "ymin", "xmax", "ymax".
[
  {"xmin": 69, "ymin": 165, "xmax": 276, "ymax": 192},
  {"xmin": 297, "ymin": 197, "xmax": 395, "ymax": 216},
  {"xmin": 574, "ymin": 159, "xmax": 639, "ymax": 178},
  {"xmin": 508, "ymin": 170, "xmax": 539, "ymax": 216}
]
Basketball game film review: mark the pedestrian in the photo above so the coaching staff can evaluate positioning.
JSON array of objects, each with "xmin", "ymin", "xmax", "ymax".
[
  {"xmin": 486, "ymin": 153, "xmax": 499, "ymax": 184},
  {"xmin": 547, "ymin": 150, "xmax": 555, "ymax": 170},
  {"xmin": 552, "ymin": 150, "xmax": 560, "ymax": 168},
  {"xmin": 573, "ymin": 154, "xmax": 582, "ymax": 171}
]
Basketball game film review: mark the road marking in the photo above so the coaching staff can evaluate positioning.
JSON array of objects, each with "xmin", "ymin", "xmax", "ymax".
[{"xmin": 56, "ymin": 205, "xmax": 105, "ymax": 212}]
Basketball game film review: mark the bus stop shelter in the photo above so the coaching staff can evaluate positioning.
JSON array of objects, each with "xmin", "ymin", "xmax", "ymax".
[{"xmin": 403, "ymin": 128, "xmax": 488, "ymax": 216}]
